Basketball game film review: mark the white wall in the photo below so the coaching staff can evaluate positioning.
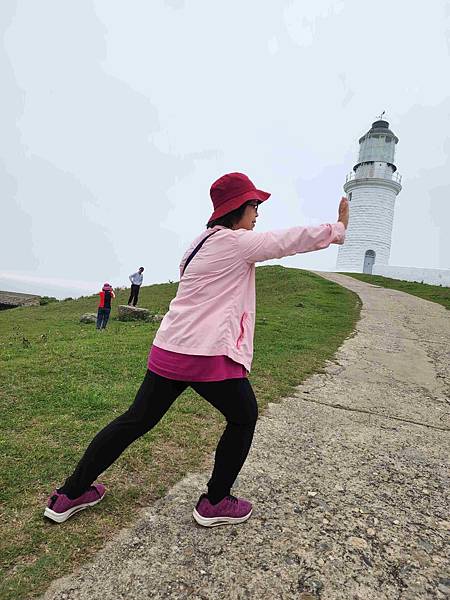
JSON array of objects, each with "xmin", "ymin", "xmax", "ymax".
[
  {"xmin": 373, "ymin": 265, "xmax": 450, "ymax": 287},
  {"xmin": 336, "ymin": 183, "xmax": 398, "ymax": 270}
]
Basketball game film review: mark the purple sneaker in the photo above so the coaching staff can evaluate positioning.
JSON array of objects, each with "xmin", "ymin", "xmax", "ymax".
[
  {"xmin": 44, "ymin": 483, "xmax": 106, "ymax": 523},
  {"xmin": 193, "ymin": 494, "xmax": 252, "ymax": 527}
]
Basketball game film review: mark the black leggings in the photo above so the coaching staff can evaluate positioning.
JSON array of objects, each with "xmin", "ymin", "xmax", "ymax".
[
  {"xmin": 128, "ymin": 284, "xmax": 140, "ymax": 306},
  {"xmin": 60, "ymin": 370, "xmax": 258, "ymax": 504}
]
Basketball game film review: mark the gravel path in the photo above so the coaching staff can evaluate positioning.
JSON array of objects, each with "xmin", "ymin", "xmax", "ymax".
[{"xmin": 43, "ymin": 273, "xmax": 450, "ymax": 600}]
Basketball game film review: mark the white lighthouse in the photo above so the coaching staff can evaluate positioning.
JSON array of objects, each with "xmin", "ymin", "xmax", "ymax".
[{"xmin": 336, "ymin": 116, "xmax": 402, "ymax": 273}]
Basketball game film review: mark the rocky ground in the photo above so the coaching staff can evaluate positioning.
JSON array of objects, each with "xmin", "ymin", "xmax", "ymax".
[{"xmin": 43, "ymin": 273, "xmax": 450, "ymax": 600}]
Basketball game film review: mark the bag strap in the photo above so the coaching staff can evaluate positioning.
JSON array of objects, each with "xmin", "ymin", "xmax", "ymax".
[{"xmin": 181, "ymin": 231, "xmax": 218, "ymax": 277}]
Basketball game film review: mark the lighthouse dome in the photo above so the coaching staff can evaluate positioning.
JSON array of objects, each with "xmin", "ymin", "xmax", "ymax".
[{"xmin": 356, "ymin": 120, "xmax": 399, "ymax": 168}]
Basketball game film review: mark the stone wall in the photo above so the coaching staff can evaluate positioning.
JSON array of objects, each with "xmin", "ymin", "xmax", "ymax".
[
  {"xmin": 0, "ymin": 291, "xmax": 41, "ymax": 309},
  {"xmin": 373, "ymin": 265, "xmax": 450, "ymax": 287}
]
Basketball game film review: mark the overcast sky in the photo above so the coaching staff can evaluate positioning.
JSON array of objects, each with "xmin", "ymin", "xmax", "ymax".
[{"xmin": 1, "ymin": 0, "xmax": 449, "ymax": 298}]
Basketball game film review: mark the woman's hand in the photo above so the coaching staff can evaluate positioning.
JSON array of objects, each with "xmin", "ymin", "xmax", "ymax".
[{"xmin": 338, "ymin": 196, "xmax": 349, "ymax": 229}]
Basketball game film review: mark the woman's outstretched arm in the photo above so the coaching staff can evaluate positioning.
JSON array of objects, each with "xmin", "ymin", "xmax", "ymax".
[{"xmin": 237, "ymin": 197, "xmax": 348, "ymax": 264}]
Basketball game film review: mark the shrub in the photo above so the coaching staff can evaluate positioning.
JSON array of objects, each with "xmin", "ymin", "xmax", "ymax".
[{"xmin": 39, "ymin": 296, "xmax": 58, "ymax": 306}]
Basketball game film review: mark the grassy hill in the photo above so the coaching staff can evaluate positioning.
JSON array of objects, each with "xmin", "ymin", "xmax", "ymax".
[
  {"xmin": 0, "ymin": 266, "xmax": 360, "ymax": 600},
  {"xmin": 340, "ymin": 273, "xmax": 450, "ymax": 310}
]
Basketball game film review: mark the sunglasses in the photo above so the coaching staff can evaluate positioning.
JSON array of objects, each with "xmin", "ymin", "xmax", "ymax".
[{"xmin": 247, "ymin": 201, "xmax": 260, "ymax": 209}]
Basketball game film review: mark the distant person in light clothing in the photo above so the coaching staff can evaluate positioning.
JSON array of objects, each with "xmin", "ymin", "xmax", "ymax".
[
  {"xmin": 97, "ymin": 283, "xmax": 115, "ymax": 330},
  {"xmin": 128, "ymin": 267, "xmax": 144, "ymax": 306}
]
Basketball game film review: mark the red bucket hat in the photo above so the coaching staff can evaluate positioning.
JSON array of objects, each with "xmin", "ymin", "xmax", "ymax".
[{"xmin": 208, "ymin": 172, "xmax": 270, "ymax": 223}]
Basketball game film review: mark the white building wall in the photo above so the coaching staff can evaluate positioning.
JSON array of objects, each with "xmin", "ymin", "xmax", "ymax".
[
  {"xmin": 373, "ymin": 265, "xmax": 450, "ymax": 287},
  {"xmin": 336, "ymin": 183, "xmax": 397, "ymax": 271}
]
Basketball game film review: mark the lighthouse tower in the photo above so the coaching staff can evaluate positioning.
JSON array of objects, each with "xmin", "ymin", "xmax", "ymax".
[{"xmin": 336, "ymin": 116, "xmax": 402, "ymax": 273}]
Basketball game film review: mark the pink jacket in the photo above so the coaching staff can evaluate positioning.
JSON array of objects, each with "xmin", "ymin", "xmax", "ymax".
[{"xmin": 153, "ymin": 222, "xmax": 345, "ymax": 372}]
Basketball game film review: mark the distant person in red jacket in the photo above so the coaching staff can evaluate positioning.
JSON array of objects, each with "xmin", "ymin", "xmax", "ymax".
[{"xmin": 97, "ymin": 283, "xmax": 115, "ymax": 330}]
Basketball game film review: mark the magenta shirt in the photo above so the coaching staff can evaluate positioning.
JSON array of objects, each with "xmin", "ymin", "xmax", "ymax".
[{"xmin": 148, "ymin": 345, "xmax": 247, "ymax": 382}]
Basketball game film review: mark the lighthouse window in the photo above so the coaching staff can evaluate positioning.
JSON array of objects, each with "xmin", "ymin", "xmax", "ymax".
[
  {"xmin": 348, "ymin": 192, "xmax": 352, "ymax": 201},
  {"xmin": 385, "ymin": 136, "xmax": 391, "ymax": 143}
]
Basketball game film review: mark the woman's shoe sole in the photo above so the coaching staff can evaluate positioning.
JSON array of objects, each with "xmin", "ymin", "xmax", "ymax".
[
  {"xmin": 44, "ymin": 496, "xmax": 105, "ymax": 523},
  {"xmin": 192, "ymin": 507, "xmax": 252, "ymax": 527}
]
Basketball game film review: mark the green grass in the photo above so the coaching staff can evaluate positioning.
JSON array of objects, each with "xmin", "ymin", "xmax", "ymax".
[
  {"xmin": 0, "ymin": 266, "xmax": 360, "ymax": 599},
  {"xmin": 340, "ymin": 273, "xmax": 450, "ymax": 310}
]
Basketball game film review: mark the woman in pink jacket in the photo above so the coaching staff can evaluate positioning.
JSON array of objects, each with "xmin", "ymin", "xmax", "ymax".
[{"xmin": 45, "ymin": 173, "xmax": 349, "ymax": 526}]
